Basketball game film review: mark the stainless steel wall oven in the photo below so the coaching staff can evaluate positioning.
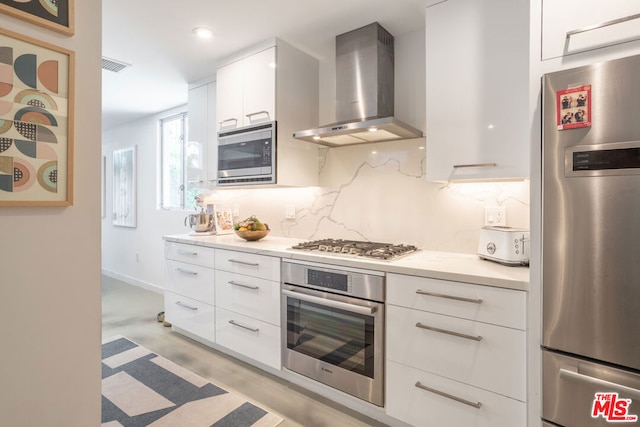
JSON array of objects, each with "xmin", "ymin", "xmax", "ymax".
[{"xmin": 282, "ymin": 259, "xmax": 385, "ymax": 407}]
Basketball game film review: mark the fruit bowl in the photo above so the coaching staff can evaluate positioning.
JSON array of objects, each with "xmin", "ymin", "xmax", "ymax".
[
  {"xmin": 234, "ymin": 228, "xmax": 270, "ymax": 241},
  {"xmin": 233, "ymin": 215, "xmax": 270, "ymax": 241}
]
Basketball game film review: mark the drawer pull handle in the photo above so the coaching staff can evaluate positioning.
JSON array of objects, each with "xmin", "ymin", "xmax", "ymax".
[
  {"xmin": 219, "ymin": 118, "xmax": 238, "ymax": 126},
  {"xmin": 246, "ymin": 110, "xmax": 271, "ymax": 122},
  {"xmin": 175, "ymin": 301, "xmax": 198, "ymax": 311},
  {"xmin": 229, "ymin": 320, "xmax": 259, "ymax": 333},
  {"xmin": 416, "ymin": 322, "xmax": 483, "ymax": 342},
  {"xmin": 177, "ymin": 249, "xmax": 198, "ymax": 256},
  {"xmin": 416, "ymin": 289, "xmax": 483, "ymax": 304},
  {"xmin": 228, "ymin": 259, "xmax": 260, "ymax": 267},
  {"xmin": 559, "ymin": 369, "xmax": 640, "ymax": 400},
  {"xmin": 452, "ymin": 163, "xmax": 497, "ymax": 169},
  {"xmin": 566, "ymin": 12, "xmax": 640, "ymax": 38},
  {"xmin": 229, "ymin": 281, "xmax": 259, "ymax": 290},
  {"xmin": 176, "ymin": 268, "xmax": 198, "ymax": 276},
  {"xmin": 415, "ymin": 381, "xmax": 481, "ymax": 409}
]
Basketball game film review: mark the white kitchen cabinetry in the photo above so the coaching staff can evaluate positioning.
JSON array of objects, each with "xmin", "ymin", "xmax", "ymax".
[
  {"xmin": 425, "ymin": 0, "xmax": 530, "ymax": 181},
  {"xmin": 188, "ymin": 81, "xmax": 217, "ymax": 187},
  {"xmin": 385, "ymin": 273, "xmax": 527, "ymax": 426},
  {"xmin": 216, "ymin": 47, "xmax": 275, "ymax": 130},
  {"xmin": 215, "ymin": 39, "xmax": 320, "ymax": 187},
  {"xmin": 214, "ymin": 249, "xmax": 281, "ymax": 369},
  {"xmin": 542, "ymin": 1, "xmax": 640, "ymax": 60},
  {"xmin": 164, "ymin": 242, "xmax": 216, "ymax": 344}
]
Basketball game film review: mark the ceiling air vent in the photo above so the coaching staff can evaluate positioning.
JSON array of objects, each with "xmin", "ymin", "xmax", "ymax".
[{"xmin": 102, "ymin": 57, "xmax": 131, "ymax": 73}]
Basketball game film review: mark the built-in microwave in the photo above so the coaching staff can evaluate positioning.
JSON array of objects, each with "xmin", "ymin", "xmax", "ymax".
[{"xmin": 217, "ymin": 121, "xmax": 276, "ymax": 186}]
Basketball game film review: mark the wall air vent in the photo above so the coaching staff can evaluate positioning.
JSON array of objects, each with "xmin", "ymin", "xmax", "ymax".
[{"xmin": 102, "ymin": 57, "xmax": 131, "ymax": 73}]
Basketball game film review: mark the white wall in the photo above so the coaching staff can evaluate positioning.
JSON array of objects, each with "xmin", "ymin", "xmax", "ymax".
[
  {"xmin": 101, "ymin": 28, "xmax": 530, "ymax": 291},
  {"xmin": 102, "ymin": 106, "xmax": 190, "ymax": 292},
  {"xmin": 0, "ymin": 2, "xmax": 102, "ymax": 426}
]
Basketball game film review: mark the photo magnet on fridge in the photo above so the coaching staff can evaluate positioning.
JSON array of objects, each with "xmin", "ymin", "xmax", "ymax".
[{"xmin": 557, "ymin": 85, "xmax": 592, "ymax": 131}]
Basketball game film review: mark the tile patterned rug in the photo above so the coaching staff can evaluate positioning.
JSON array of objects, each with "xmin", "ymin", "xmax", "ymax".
[{"xmin": 102, "ymin": 336, "xmax": 283, "ymax": 427}]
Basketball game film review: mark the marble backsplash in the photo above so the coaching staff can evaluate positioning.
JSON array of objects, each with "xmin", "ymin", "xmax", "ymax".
[{"xmin": 200, "ymin": 138, "xmax": 530, "ymax": 255}]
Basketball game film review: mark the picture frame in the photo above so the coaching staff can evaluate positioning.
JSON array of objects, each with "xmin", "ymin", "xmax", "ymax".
[
  {"xmin": 213, "ymin": 206, "xmax": 234, "ymax": 235},
  {"xmin": 0, "ymin": 0, "xmax": 74, "ymax": 36},
  {"xmin": 0, "ymin": 28, "xmax": 74, "ymax": 206},
  {"xmin": 112, "ymin": 146, "xmax": 136, "ymax": 228}
]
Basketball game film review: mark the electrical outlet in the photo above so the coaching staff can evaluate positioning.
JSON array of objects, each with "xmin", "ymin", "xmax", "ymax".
[
  {"xmin": 285, "ymin": 205, "xmax": 296, "ymax": 219},
  {"xmin": 484, "ymin": 206, "xmax": 506, "ymax": 226}
]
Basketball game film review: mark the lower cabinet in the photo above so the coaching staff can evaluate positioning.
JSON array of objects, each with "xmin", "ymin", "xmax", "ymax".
[
  {"xmin": 215, "ymin": 307, "xmax": 281, "ymax": 369},
  {"xmin": 386, "ymin": 361, "xmax": 526, "ymax": 427},
  {"xmin": 164, "ymin": 291, "xmax": 215, "ymax": 343},
  {"xmin": 164, "ymin": 243, "xmax": 281, "ymax": 370}
]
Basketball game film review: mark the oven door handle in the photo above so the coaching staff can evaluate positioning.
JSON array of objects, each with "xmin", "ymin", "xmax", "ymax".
[{"xmin": 282, "ymin": 289, "xmax": 377, "ymax": 315}]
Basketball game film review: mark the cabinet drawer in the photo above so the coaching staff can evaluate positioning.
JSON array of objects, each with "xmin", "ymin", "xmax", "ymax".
[
  {"xmin": 215, "ymin": 249, "xmax": 280, "ymax": 281},
  {"xmin": 165, "ymin": 291, "xmax": 215, "ymax": 343},
  {"xmin": 387, "ymin": 305, "xmax": 526, "ymax": 401},
  {"xmin": 215, "ymin": 307, "xmax": 281, "ymax": 370},
  {"xmin": 165, "ymin": 241, "xmax": 216, "ymax": 268},
  {"xmin": 387, "ymin": 273, "xmax": 526, "ymax": 330},
  {"xmin": 164, "ymin": 260, "xmax": 215, "ymax": 305},
  {"xmin": 386, "ymin": 360, "xmax": 526, "ymax": 427},
  {"xmin": 215, "ymin": 270, "xmax": 280, "ymax": 325}
]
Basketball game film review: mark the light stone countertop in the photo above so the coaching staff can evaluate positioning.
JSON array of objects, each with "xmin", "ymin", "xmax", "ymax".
[{"xmin": 164, "ymin": 234, "xmax": 529, "ymax": 291}]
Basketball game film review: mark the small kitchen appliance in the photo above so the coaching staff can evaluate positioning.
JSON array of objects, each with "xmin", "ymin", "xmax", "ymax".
[
  {"xmin": 477, "ymin": 226, "xmax": 529, "ymax": 266},
  {"xmin": 184, "ymin": 209, "xmax": 214, "ymax": 234}
]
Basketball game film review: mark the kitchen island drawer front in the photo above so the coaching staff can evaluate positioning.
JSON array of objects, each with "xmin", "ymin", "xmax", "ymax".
[
  {"xmin": 215, "ymin": 249, "xmax": 280, "ymax": 281},
  {"xmin": 387, "ymin": 273, "xmax": 526, "ymax": 330},
  {"xmin": 165, "ymin": 291, "xmax": 215, "ymax": 343},
  {"xmin": 165, "ymin": 260, "xmax": 215, "ymax": 305},
  {"xmin": 165, "ymin": 241, "xmax": 216, "ymax": 268},
  {"xmin": 215, "ymin": 307, "xmax": 281, "ymax": 369},
  {"xmin": 386, "ymin": 360, "xmax": 526, "ymax": 427},
  {"xmin": 215, "ymin": 270, "xmax": 280, "ymax": 325},
  {"xmin": 387, "ymin": 305, "xmax": 526, "ymax": 401}
]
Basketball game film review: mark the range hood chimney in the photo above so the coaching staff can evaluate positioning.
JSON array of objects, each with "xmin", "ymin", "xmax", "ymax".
[{"xmin": 293, "ymin": 22, "xmax": 422, "ymax": 147}]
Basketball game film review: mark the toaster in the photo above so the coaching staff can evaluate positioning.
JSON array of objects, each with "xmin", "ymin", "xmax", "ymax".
[{"xmin": 477, "ymin": 226, "xmax": 530, "ymax": 266}]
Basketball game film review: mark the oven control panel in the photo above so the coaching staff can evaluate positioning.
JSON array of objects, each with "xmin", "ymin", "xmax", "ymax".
[{"xmin": 306, "ymin": 268, "xmax": 351, "ymax": 293}]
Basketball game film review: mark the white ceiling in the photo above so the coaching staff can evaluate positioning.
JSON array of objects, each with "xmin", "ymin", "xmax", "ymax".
[{"xmin": 102, "ymin": 0, "xmax": 428, "ymax": 130}]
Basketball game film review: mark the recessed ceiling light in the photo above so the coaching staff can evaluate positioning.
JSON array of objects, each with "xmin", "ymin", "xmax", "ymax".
[
  {"xmin": 193, "ymin": 27, "xmax": 214, "ymax": 39},
  {"xmin": 368, "ymin": 126, "xmax": 378, "ymax": 132}
]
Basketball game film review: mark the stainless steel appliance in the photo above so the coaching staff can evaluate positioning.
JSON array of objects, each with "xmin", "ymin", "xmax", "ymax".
[
  {"xmin": 282, "ymin": 259, "xmax": 385, "ymax": 406},
  {"xmin": 477, "ymin": 226, "xmax": 530, "ymax": 266},
  {"xmin": 542, "ymin": 54, "xmax": 640, "ymax": 426},
  {"xmin": 217, "ymin": 121, "xmax": 275, "ymax": 186},
  {"xmin": 291, "ymin": 239, "xmax": 417, "ymax": 260},
  {"xmin": 293, "ymin": 22, "xmax": 422, "ymax": 146}
]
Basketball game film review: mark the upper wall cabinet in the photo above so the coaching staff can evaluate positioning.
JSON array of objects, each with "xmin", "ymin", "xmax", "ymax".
[
  {"xmin": 188, "ymin": 81, "xmax": 217, "ymax": 187},
  {"xmin": 542, "ymin": 1, "xmax": 640, "ymax": 60},
  {"xmin": 215, "ymin": 39, "xmax": 320, "ymax": 187},
  {"xmin": 425, "ymin": 0, "xmax": 530, "ymax": 181},
  {"xmin": 216, "ymin": 47, "xmax": 276, "ymax": 130}
]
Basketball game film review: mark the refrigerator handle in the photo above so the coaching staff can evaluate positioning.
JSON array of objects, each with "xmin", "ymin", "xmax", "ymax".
[{"xmin": 560, "ymin": 369, "xmax": 640, "ymax": 400}]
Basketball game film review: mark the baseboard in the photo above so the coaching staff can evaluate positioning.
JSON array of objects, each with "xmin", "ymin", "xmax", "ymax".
[{"xmin": 101, "ymin": 269, "xmax": 164, "ymax": 295}]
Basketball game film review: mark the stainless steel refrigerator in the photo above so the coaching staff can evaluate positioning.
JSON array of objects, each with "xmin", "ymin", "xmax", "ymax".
[{"xmin": 542, "ymin": 54, "xmax": 640, "ymax": 426}]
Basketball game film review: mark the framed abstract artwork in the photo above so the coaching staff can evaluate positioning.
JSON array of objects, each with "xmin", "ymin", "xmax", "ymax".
[
  {"xmin": 0, "ymin": 0, "xmax": 74, "ymax": 36},
  {"xmin": 112, "ymin": 146, "xmax": 136, "ymax": 228},
  {"xmin": 0, "ymin": 28, "xmax": 74, "ymax": 206}
]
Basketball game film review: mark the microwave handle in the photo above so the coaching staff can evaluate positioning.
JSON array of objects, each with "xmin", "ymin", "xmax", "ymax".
[{"xmin": 282, "ymin": 289, "xmax": 376, "ymax": 316}]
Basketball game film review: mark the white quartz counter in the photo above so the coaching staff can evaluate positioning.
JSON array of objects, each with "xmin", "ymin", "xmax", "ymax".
[{"xmin": 163, "ymin": 234, "xmax": 529, "ymax": 291}]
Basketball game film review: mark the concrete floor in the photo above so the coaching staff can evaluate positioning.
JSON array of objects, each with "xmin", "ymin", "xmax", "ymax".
[{"xmin": 101, "ymin": 275, "xmax": 388, "ymax": 427}]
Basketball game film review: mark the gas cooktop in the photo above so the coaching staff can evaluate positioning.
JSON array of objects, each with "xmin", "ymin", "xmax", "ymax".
[{"xmin": 291, "ymin": 239, "xmax": 418, "ymax": 260}]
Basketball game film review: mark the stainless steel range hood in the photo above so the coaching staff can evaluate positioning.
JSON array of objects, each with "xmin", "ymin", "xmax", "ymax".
[{"xmin": 293, "ymin": 22, "xmax": 422, "ymax": 147}]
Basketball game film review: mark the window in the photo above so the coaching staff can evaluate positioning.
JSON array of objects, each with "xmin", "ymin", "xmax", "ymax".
[{"xmin": 160, "ymin": 112, "xmax": 205, "ymax": 210}]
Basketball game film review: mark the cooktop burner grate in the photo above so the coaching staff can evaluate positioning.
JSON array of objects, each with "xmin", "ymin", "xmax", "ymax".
[{"xmin": 291, "ymin": 239, "xmax": 417, "ymax": 260}]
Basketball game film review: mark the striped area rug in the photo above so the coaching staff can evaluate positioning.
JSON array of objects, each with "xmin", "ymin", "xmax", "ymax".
[{"xmin": 102, "ymin": 336, "xmax": 283, "ymax": 427}]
